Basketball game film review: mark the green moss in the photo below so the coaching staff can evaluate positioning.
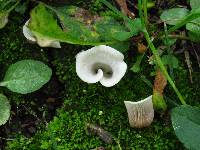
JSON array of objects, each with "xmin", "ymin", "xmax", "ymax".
[
  {"xmin": 2, "ymin": 5, "xmax": 199, "ymax": 150},
  {"xmin": 6, "ymin": 46, "xmax": 183, "ymax": 150}
]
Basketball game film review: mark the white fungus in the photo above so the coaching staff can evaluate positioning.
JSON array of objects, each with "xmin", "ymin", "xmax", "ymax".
[
  {"xmin": 76, "ymin": 45, "xmax": 127, "ymax": 87},
  {"xmin": 22, "ymin": 19, "xmax": 61, "ymax": 48},
  {"xmin": 124, "ymin": 95, "xmax": 154, "ymax": 128}
]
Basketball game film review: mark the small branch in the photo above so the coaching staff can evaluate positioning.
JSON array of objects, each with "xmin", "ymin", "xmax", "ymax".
[
  {"xmin": 184, "ymin": 50, "xmax": 193, "ymax": 84},
  {"xmin": 0, "ymin": 137, "xmax": 15, "ymax": 141}
]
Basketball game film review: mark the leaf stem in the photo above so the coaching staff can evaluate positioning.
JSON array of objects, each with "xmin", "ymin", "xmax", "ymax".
[
  {"xmin": 138, "ymin": 0, "xmax": 186, "ymax": 105},
  {"xmin": 142, "ymin": 0, "xmax": 148, "ymax": 27},
  {"xmin": 101, "ymin": 0, "xmax": 186, "ymax": 104}
]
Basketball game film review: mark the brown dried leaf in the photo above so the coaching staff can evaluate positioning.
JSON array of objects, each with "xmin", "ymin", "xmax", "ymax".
[
  {"xmin": 153, "ymin": 69, "xmax": 167, "ymax": 95},
  {"xmin": 152, "ymin": 69, "xmax": 167, "ymax": 111},
  {"xmin": 137, "ymin": 43, "xmax": 147, "ymax": 53}
]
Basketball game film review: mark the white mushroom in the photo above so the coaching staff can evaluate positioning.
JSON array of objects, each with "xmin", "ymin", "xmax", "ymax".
[
  {"xmin": 124, "ymin": 95, "xmax": 154, "ymax": 128},
  {"xmin": 22, "ymin": 19, "xmax": 61, "ymax": 48},
  {"xmin": 76, "ymin": 45, "xmax": 127, "ymax": 87}
]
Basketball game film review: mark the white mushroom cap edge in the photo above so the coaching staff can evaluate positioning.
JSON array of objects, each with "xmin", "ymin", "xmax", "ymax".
[{"xmin": 76, "ymin": 45, "xmax": 127, "ymax": 87}]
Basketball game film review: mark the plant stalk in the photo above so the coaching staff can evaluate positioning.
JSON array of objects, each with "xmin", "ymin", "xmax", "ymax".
[
  {"xmin": 138, "ymin": 0, "xmax": 186, "ymax": 105},
  {"xmin": 142, "ymin": 0, "xmax": 148, "ymax": 27}
]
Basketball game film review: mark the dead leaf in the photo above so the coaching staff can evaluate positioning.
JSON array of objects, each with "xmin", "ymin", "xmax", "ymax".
[
  {"xmin": 152, "ymin": 69, "xmax": 167, "ymax": 111},
  {"xmin": 153, "ymin": 69, "xmax": 167, "ymax": 95},
  {"xmin": 137, "ymin": 43, "xmax": 147, "ymax": 53},
  {"xmin": 184, "ymin": 50, "xmax": 193, "ymax": 83}
]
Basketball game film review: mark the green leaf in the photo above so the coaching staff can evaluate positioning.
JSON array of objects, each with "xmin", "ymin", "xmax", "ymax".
[
  {"xmin": 168, "ymin": 8, "xmax": 200, "ymax": 33},
  {"xmin": 161, "ymin": 55, "xmax": 179, "ymax": 69},
  {"xmin": 0, "ymin": 0, "xmax": 19, "ymax": 29},
  {"xmin": 160, "ymin": 8, "xmax": 189, "ymax": 25},
  {"xmin": 152, "ymin": 90, "xmax": 167, "ymax": 111},
  {"xmin": 29, "ymin": 3, "xmax": 131, "ymax": 49},
  {"xmin": 188, "ymin": 31, "xmax": 200, "ymax": 42},
  {"xmin": 109, "ymin": 41, "xmax": 130, "ymax": 52},
  {"xmin": 190, "ymin": 0, "xmax": 200, "ymax": 10},
  {"xmin": 125, "ymin": 18, "xmax": 143, "ymax": 34},
  {"xmin": 53, "ymin": 6, "xmax": 101, "ymax": 43},
  {"xmin": 171, "ymin": 105, "xmax": 200, "ymax": 150},
  {"xmin": 94, "ymin": 16, "xmax": 129, "ymax": 41},
  {"xmin": 130, "ymin": 54, "xmax": 144, "ymax": 73},
  {"xmin": 29, "ymin": 4, "xmax": 68, "ymax": 43},
  {"xmin": 112, "ymin": 31, "xmax": 132, "ymax": 41},
  {"xmin": 186, "ymin": 17, "xmax": 200, "ymax": 33},
  {"xmin": 162, "ymin": 38, "xmax": 177, "ymax": 46},
  {"xmin": 0, "ymin": 94, "xmax": 10, "ymax": 126},
  {"xmin": 0, "ymin": 60, "xmax": 52, "ymax": 94}
]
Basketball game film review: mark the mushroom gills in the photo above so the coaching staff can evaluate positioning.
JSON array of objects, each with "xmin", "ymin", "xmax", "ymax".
[
  {"xmin": 124, "ymin": 95, "xmax": 154, "ymax": 128},
  {"xmin": 92, "ymin": 63, "xmax": 113, "ymax": 78}
]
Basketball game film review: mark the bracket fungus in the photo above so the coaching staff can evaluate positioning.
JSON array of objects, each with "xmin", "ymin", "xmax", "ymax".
[
  {"xmin": 124, "ymin": 95, "xmax": 154, "ymax": 128},
  {"xmin": 76, "ymin": 45, "xmax": 127, "ymax": 87},
  {"xmin": 22, "ymin": 20, "xmax": 61, "ymax": 48}
]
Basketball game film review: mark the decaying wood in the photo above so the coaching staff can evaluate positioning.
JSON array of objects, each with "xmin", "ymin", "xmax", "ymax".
[{"xmin": 86, "ymin": 123, "xmax": 113, "ymax": 144}]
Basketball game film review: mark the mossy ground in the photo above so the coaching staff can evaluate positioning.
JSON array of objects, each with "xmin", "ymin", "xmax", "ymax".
[
  {"xmin": 5, "ymin": 45, "xmax": 184, "ymax": 150},
  {"xmin": 0, "ymin": 1, "xmax": 200, "ymax": 150}
]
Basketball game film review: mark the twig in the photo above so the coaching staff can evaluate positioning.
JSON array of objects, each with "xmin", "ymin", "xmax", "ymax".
[
  {"xmin": 191, "ymin": 43, "xmax": 200, "ymax": 68},
  {"xmin": 0, "ymin": 137, "xmax": 15, "ymax": 141},
  {"xmin": 184, "ymin": 50, "xmax": 193, "ymax": 83}
]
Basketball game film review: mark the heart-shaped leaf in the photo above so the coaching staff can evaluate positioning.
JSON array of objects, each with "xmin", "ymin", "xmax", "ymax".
[
  {"xmin": 171, "ymin": 105, "xmax": 200, "ymax": 150},
  {"xmin": 0, "ymin": 94, "xmax": 10, "ymax": 126},
  {"xmin": 0, "ymin": 60, "xmax": 52, "ymax": 94}
]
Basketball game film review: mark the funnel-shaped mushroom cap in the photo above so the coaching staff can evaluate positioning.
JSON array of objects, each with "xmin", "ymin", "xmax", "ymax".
[
  {"xmin": 22, "ymin": 20, "xmax": 61, "ymax": 48},
  {"xmin": 76, "ymin": 45, "xmax": 127, "ymax": 87},
  {"xmin": 124, "ymin": 95, "xmax": 154, "ymax": 128}
]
